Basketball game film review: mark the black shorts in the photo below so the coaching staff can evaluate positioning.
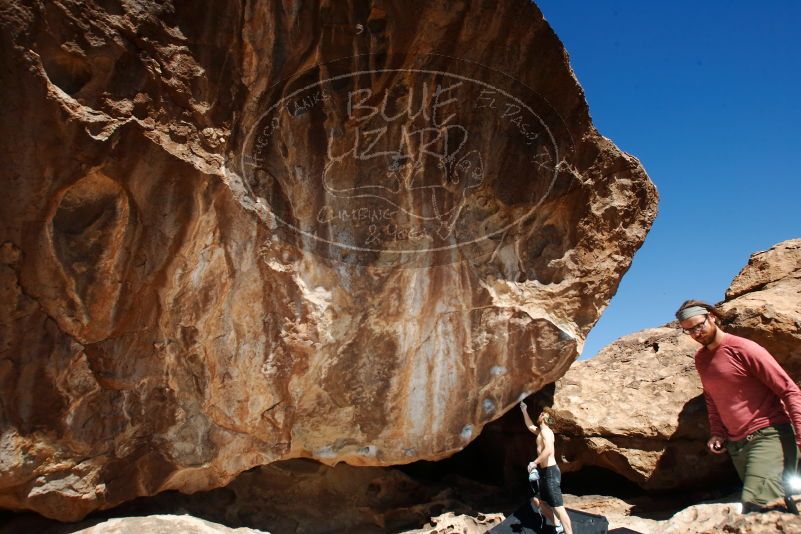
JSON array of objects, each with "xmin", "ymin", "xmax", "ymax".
[{"xmin": 537, "ymin": 465, "xmax": 564, "ymax": 507}]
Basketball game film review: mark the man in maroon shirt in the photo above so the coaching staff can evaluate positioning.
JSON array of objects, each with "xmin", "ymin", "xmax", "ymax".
[{"xmin": 676, "ymin": 299, "xmax": 801, "ymax": 513}]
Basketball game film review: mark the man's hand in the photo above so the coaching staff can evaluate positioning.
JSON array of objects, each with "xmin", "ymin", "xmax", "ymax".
[
  {"xmin": 520, "ymin": 401, "xmax": 538, "ymax": 434},
  {"xmin": 707, "ymin": 435, "xmax": 726, "ymax": 454},
  {"xmin": 527, "ymin": 461, "xmax": 537, "ymax": 472}
]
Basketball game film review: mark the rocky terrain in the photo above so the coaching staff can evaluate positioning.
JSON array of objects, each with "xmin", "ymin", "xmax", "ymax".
[
  {"xmin": 548, "ymin": 238, "xmax": 801, "ymax": 494},
  {"xmin": 549, "ymin": 325, "xmax": 732, "ymax": 490},
  {"xmin": 6, "ymin": 492, "xmax": 801, "ymax": 534},
  {"xmin": 2, "ymin": 0, "xmax": 796, "ymax": 532}
]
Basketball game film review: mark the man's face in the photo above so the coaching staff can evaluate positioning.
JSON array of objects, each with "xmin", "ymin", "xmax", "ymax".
[
  {"xmin": 680, "ymin": 313, "xmax": 717, "ymax": 346},
  {"xmin": 537, "ymin": 412, "xmax": 546, "ymax": 425}
]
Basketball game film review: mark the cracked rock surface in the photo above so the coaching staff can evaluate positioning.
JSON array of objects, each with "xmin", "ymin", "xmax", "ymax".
[{"xmin": 0, "ymin": 0, "xmax": 656, "ymax": 520}]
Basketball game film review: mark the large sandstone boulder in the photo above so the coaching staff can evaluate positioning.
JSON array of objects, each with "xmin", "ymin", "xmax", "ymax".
[
  {"xmin": 550, "ymin": 238, "xmax": 801, "ymax": 490},
  {"xmin": 73, "ymin": 516, "xmax": 266, "ymax": 534},
  {"xmin": 721, "ymin": 239, "xmax": 801, "ymax": 376},
  {"xmin": 0, "ymin": 0, "xmax": 656, "ymax": 521}
]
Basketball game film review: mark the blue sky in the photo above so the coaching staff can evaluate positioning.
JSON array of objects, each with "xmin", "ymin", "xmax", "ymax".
[{"xmin": 534, "ymin": 1, "xmax": 801, "ymax": 359}]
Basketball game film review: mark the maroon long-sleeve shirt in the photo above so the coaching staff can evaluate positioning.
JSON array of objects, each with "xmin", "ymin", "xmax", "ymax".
[{"xmin": 695, "ymin": 333, "xmax": 801, "ymax": 448}]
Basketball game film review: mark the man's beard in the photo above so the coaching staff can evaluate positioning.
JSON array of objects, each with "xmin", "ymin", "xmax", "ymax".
[{"xmin": 698, "ymin": 326, "xmax": 719, "ymax": 347}]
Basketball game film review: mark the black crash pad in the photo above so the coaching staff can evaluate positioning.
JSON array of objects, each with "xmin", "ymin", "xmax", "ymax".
[{"xmin": 489, "ymin": 502, "xmax": 609, "ymax": 534}]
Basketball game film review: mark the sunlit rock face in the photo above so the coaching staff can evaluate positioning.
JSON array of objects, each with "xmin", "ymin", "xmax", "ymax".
[
  {"xmin": 550, "ymin": 326, "xmax": 735, "ymax": 491},
  {"xmin": 0, "ymin": 0, "xmax": 656, "ymax": 521},
  {"xmin": 721, "ymin": 239, "xmax": 801, "ymax": 377},
  {"xmin": 549, "ymin": 238, "xmax": 801, "ymax": 491}
]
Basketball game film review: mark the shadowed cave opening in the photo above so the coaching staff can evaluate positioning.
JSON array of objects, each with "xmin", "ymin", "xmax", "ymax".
[
  {"xmin": 0, "ymin": 428, "xmax": 741, "ymax": 534},
  {"xmin": 399, "ymin": 399, "xmax": 742, "ymax": 519},
  {"xmin": 401, "ymin": 454, "xmax": 646, "ymax": 501},
  {"xmin": 399, "ymin": 405, "xmax": 647, "ymax": 503}
]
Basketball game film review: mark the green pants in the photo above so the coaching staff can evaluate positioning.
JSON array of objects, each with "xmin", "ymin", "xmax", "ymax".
[{"xmin": 726, "ymin": 423, "xmax": 799, "ymax": 506}]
